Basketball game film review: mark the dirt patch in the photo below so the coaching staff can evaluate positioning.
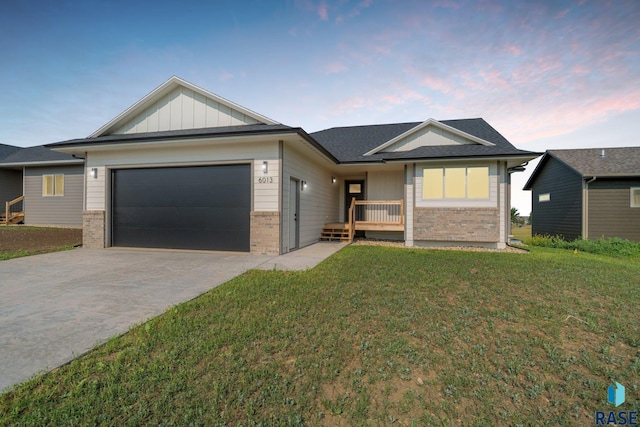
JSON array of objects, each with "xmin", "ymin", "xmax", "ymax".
[{"xmin": 0, "ymin": 226, "xmax": 82, "ymax": 251}]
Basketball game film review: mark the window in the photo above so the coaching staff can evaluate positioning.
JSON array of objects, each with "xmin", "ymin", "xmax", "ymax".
[
  {"xmin": 349, "ymin": 183, "xmax": 362, "ymax": 193},
  {"xmin": 422, "ymin": 166, "xmax": 489, "ymax": 199},
  {"xmin": 631, "ymin": 188, "xmax": 640, "ymax": 207},
  {"xmin": 538, "ymin": 193, "xmax": 550, "ymax": 202},
  {"xmin": 43, "ymin": 174, "xmax": 64, "ymax": 196}
]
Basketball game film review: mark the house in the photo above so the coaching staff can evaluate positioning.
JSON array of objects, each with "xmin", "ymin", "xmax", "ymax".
[
  {"xmin": 0, "ymin": 145, "xmax": 84, "ymax": 226},
  {"xmin": 523, "ymin": 147, "xmax": 640, "ymax": 241},
  {"xmin": 46, "ymin": 76, "xmax": 538, "ymax": 254}
]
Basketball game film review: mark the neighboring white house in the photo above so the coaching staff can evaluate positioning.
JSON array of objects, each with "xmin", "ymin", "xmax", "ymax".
[{"xmin": 47, "ymin": 76, "xmax": 538, "ymax": 254}]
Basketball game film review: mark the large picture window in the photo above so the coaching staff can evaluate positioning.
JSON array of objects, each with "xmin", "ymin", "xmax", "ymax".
[
  {"xmin": 422, "ymin": 166, "xmax": 489, "ymax": 199},
  {"xmin": 43, "ymin": 174, "xmax": 64, "ymax": 196}
]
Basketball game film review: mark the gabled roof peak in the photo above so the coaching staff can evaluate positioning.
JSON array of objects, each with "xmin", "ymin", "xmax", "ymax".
[
  {"xmin": 89, "ymin": 76, "xmax": 279, "ymax": 138},
  {"xmin": 363, "ymin": 118, "xmax": 494, "ymax": 156}
]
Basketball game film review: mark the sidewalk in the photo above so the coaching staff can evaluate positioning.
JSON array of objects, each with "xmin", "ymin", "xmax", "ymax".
[{"xmin": 256, "ymin": 241, "xmax": 348, "ymax": 271}]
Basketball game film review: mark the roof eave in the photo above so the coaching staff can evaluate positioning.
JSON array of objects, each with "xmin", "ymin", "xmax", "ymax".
[{"xmin": 0, "ymin": 159, "xmax": 84, "ymax": 167}]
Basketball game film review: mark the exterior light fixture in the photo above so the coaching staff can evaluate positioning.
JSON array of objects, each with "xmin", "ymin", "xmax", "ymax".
[
  {"xmin": 262, "ymin": 161, "xmax": 268, "ymax": 174},
  {"xmin": 91, "ymin": 168, "xmax": 98, "ymax": 179},
  {"xmin": 301, "ymin": 180, "xmax": 307, "ymax": 191},
  {"xmin": 331, "ymin": 176, "xmax": 336, "ymax": 184}
]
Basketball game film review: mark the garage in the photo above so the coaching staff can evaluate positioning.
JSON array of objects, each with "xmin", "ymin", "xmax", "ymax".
[{"xmin": 111, "ymin": 164, "xmax": 250, "ymax": 251}]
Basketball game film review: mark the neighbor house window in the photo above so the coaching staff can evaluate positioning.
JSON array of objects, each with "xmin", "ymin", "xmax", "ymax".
[
  {"xmin": 43, "ymin": 175, "xmax": 64, "ymax": 196},
  {"xmin": 422, "ymin": 166, "xmax": 489, "ymax": 199},
  {"xmin": 538, "ymin": 193, "xmax": 550, "ymax": 202},
  {"xmin": 631, "ymin": 188, "xmax": 640, "ymax": 207}
]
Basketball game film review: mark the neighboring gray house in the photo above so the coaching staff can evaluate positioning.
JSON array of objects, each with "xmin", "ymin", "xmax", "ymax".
[
  {"xmin": 0, "ymin": 145, "xmax": 84, "ymax": 226},
  {"xmin": 523, "ymin": 147, "xmax": 640, "ymax": 241},
  {"xmin": 46, "ymin": 76, "xmax": 538, "ymax": 253}
]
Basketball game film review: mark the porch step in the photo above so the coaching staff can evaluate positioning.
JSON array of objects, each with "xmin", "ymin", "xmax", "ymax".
[
  {"xmin": 0, "ymin": 212, "xmax": 24, "ymax": 225},
  {"xmin": 320, "ymin": 224, "xmax": 350, "ymax": 242}
]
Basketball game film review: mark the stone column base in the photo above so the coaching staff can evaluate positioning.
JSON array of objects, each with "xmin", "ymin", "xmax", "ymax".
[
  {"xmin": 82, "ymin": 211, "xmax": 105, "ymax": 249},
  {"xmin": 250, "ymin": 211, "xmax": 280, "ymax": 255}
]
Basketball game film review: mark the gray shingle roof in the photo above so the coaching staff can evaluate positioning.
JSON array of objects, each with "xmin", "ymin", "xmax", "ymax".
[
  {"xmin": 47, "ymin": 124, "xmax": 298, "ymax": 147},
  {"xmin": 0, "ymin": 143, "xmax": 22, "ymax": 161},
  {"xmin": 310, "ymin": 118, "xmax": 537, "ymax": 163},
  {"xmin": 0, "ymin": 145, "xmax": 81, "ymax": 165},
  {"xmin": 545, "ymin": 147, "xmax": 640, "ymax": 177}
]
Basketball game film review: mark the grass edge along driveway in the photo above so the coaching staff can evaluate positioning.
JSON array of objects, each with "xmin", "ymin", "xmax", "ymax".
[{"xmin": 1, "ymin": 245, "xmax": 639, "ymax": 425}]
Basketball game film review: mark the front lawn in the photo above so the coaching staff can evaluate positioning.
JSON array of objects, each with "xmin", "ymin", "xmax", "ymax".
[{"xmin": 1, "ymin": 245, "xmax": 638, "ymax": 425}]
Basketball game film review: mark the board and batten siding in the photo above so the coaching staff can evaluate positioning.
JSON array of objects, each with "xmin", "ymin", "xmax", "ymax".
[
  {"xmin": 0, "ymin": 169, "xmax": 22, "ymax": 205},
  {"xmin": 529, "ymin": 157, "xmax": 583, "ymax": 240},
  {"xmin": 24, "ymin": 165, "xmax": 83, "ymax": 226},
  {"xmin": 282, "ymin": 143, "xmax": 339, "ymax": 252},
  {"xmin": 385, "ymin": 126, "xmax": 475, "ymax": 152},
  {"xmin": 85, "ymin": 140, "xmax": 280, "ymax": 212},
  {"xmin": 365, "ymin": 169, "xmax": 405, "ymax": 240},
  {"xmin": 113, "ymin": 86, "xmax": 260, "ymax": 135},
  {"xmin": 587, "ymin": 179, "xmax": 640, "ymax": 241}
]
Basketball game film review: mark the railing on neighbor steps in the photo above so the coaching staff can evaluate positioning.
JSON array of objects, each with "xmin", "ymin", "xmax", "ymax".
[
  {"xmin": 3, "ymin": 195, "xmax": 24, "ymax": 225},
  {"xmin": 347, "ymin": 198, "xmax": 404, "ymax": 238}
]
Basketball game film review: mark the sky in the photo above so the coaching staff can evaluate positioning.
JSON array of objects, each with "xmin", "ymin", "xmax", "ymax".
[{"xmin": 1, "ymin": 0, "xmax": 639, "ymax": 214}]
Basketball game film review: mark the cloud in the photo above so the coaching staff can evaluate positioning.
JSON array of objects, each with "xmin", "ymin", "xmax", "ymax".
[
  {"xmin": 323, "ymin": 61, "xmax": 348, "ymax": 74},
  {"xmin": 219, "ymin": 71, "xmax": 234, "ymax": 82},
  {"xmin": 317, "ymin": 1, "xmax": 328, "ymax": 20}
]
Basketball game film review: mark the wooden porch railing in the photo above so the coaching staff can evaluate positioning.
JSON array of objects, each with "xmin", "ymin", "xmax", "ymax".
[
  {"xmin": 346, "ymin": 198, "xmax": 404, "ymax": 242},
  {"xmin": 2, "ymin": 195, "xmax": 24, "ymax": 225}
]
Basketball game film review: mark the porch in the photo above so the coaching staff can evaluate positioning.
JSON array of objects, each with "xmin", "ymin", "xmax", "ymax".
[
  {"xmin": 320, "ymin": 198, "xmax": 404, "ymax": 242},
  {"xmin": 0, "ymin": 196, "xmax": 24, "ymax": 225}
]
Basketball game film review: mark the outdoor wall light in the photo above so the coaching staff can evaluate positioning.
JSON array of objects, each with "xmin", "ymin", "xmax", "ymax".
[
  {"xmin": 91, "ymin": 168, "xmax": 98, "ymax": 179},
  {"xmin": 331, "ymin": 176, "xmax": 336, "ymax": 184},
  {"xmin": 301, "ymin": 180, "xmax": 307, "ymax": 191},
  {"xmin": 262, "ymin": 161, "xmax": 268, "ymax": 174}
]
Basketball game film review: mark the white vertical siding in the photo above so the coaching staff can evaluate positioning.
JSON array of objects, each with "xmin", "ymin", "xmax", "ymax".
[
  {"xmin": 385, "ymin": 126, "xmax": 474, "ymax": 152},
  {"xmin": 113, "ymin": 87, "xmax": 261, "ymax": 134},
  {"xmin": 282, "ymin": 143, "xmax": 339, "ymax": 251}
]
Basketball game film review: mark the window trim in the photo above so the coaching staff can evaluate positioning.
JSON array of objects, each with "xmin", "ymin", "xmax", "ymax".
[
  {"xmin": 43, "ymin": 174, "xmax": 65, "ymax": 197},
  {"xmin": 538, "ymin": 193, "xmax": 550, "ymax": 202},
  {"xmin": 422, "ymin": 166, "xmax": 490, "ymax": 200},
  {"xmin": 631, "ymin": 187, "xmax": 640, "ymax": 208}
]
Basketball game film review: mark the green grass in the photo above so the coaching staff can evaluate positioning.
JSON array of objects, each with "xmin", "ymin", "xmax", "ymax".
[
  {"xmin": 1, "ymin": 245, "xmax": 639, "ymax": 425},
  {"xmin": 0, "ymin": 246, "xmax": 76, "ymax": 261},
  {"xmin": 510, "ymin": 224, "xmax": 531, "ymax": 241}
]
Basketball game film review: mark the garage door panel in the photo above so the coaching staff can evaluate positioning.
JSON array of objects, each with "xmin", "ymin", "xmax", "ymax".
[{"xmin": 112, "ymin": 165, "xmax": 250, "ymax": 251}]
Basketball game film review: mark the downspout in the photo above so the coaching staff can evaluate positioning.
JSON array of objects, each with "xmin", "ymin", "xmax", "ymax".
[{"xmin": 584, "ymin": 177, "xmax": 596, "ymax": 239}]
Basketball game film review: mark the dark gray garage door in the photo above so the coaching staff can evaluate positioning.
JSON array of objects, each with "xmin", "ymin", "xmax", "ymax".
[{"xmin": 112, "ymin": 165, "xmax": 250, "ymax": 251}]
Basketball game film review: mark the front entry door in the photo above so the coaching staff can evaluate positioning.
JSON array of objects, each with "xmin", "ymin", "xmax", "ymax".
[
  {"xmin": 289, "ymin": 178, "xmax": 299, "ymax": 251},
  {"xmin": 345, "ymin": 180, "xmax": 365, "ymax": 237}
]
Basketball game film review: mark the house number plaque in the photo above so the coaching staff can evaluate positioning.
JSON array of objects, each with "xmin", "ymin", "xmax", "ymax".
[{"xmin": 258, "ymin": 176, "xmax": 274, "ymax": 184}]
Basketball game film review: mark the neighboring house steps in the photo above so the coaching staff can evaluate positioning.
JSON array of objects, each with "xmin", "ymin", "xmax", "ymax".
[{"xmin": 1, "ymin": 195, "xmax": 25, "ymax": 225}]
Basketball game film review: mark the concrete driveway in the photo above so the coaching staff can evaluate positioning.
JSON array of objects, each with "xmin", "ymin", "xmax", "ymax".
[{"xmin": 0, "ymin": 248, "xmax": 274, "ymax": 392}]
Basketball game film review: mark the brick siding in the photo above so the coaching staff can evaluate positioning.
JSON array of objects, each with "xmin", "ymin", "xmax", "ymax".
[
  {"xmin": 250, "ymin": 211, "xmax": 280, "ymax": 255},
  {"xmin": 413, "ymin": 207, "xmax": 500, "ymax": 243},
  {"xmin": 82, "ymin": 210, "xmax": 105, "ymax": 248}
]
